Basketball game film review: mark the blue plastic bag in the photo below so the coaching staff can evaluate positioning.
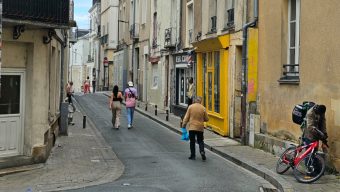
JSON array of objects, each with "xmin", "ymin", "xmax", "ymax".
[{"xmin": 181, "ymin": 128, "xmax": 189, "ymax": 141}]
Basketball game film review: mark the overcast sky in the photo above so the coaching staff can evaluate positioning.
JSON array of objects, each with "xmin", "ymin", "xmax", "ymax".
[{"xmin": 74, "ymin": 0, "xmax": 91, "ymax": 29}]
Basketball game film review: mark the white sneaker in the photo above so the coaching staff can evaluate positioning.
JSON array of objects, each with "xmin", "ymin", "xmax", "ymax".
[{"xmin": 128, "ymin": 124, "xmax": 131, "ymax": 129}]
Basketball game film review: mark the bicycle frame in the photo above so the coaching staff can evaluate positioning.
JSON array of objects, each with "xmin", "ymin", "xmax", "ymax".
[
  {"xmin": 293, "ymin": 141, "xmax": 319, "ymax": 166},
  {"xmin": 281, "ymin": 141, "xmax": 319, "ymax": 166}
]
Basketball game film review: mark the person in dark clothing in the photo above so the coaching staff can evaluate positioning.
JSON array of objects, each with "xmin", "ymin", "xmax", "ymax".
[{"xmin": 182, "ymin": 96, "xmax": 209, "ymax": 161}]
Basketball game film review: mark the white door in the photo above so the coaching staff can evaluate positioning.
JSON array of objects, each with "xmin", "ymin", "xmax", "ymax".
[{"xmin": 0, "ymin": 71, "xmax": 24, "ymax": 157}]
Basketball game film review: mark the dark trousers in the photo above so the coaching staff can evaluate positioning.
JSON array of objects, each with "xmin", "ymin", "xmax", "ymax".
[
  {"xmin": 189, "ymin": 130, "xmax": 205, "ymax": 157},
  {"xmin": 187, "ymin": 97, "xmax": 193, "ymax": 106}
]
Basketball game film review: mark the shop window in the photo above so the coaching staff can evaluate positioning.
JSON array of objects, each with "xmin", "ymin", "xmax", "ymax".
[
  {"xmin": 208, "ymin": 72, "xmax": 212, "ymax": 111},
  {"xmin": 214, "ymin": 51, "xmax": 220, "ymax": 113},
  {"xmin": 178, "ymin": 69, "xmax": 187, "ymax": 105},
  {"xmin": 202, "ymin": 53, "xmax": 207, "ymax": 107}
]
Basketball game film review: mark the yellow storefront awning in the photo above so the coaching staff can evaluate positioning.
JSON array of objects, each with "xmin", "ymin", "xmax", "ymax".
[{"xmin": 192, "ymin": 34, "xmax": 230, "ymax": 52}]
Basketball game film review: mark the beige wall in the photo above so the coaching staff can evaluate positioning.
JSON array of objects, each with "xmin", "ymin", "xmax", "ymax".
[
  {"xmin": 258, "ymin": 0, "xmax": 340, "ymax": 169},
  {"xmin": 2, "ymin": 27, "xmax": 65, "ymax": 160},
  {"xmin": 193, "ymin": 0, "xmax": 202, "ymax": 43}
]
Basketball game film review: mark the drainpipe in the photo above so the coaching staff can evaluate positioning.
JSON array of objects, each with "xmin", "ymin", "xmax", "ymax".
[
  {"xmin": 241, "ymin": 0, "xmax": 258, "ymax": 145},
  {"xmin": 131, "ymin": 0, "xmax": 136, "ymax": 83}
]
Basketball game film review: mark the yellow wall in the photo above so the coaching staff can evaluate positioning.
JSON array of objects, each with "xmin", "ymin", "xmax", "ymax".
[{"xmin": 247, "ymin": 28, "xmax": 258, "ymax": 102}]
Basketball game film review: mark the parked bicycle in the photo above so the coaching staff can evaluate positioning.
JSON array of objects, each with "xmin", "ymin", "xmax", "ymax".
[{"xmin": 276, "ymin": 132, "xmax": 325, "ymax": 183}]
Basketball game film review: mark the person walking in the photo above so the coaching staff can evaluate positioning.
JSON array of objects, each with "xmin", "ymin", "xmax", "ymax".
[
  {"xmin": 182, "ymin": 96, "xmax": 209, "ymax": 161},
  {"xmin": 124, "ymin": 81, "xmax": 138, "ymax": 129},
  {"xmin": 84, "ymin": 76, "xmax": 90, "ymax": 94},
  {"xmin": 66, "ymin": 81, "xmax": 76, "ymax": 112},
  {"xmin": 92, "ymin": 77, "xmax": 96, "ymax": 93},
  {"xmin": 187, "ymin": 77, "xmax": 194, "ymax": 106},
  {"xmin": 109, "ymin": 85, "xmax": 123, "ymax": 129}
]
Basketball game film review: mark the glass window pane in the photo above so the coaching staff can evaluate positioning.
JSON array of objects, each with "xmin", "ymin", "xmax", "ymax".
[
  {"xmin": 0, "ymin": 75, "xmax": 21, "ymax": 115},
  {"xmin": 290, "ymin": 22, "xmax": 296, "ymax": 47},
  {"xmin": 180, "ymin": 70, "xmax": 185, "ymax": 104},
  {"xmin": 290, "ymin": 49, "xmax": 295, "ymax": 65},
  {"xmin": 290, "ymin": 0, "xmax": 296, "ymax": 21},
  {"xmin": 214, "ymin": 52, "xmax": 220, "ymax": 113},
  {"xmin": 208, "ymin": 72, "xmax": 212, "ymax": 111},
  {"xmin": 208, "ymin": 52, "xmax": 212, "ymax": 67}
]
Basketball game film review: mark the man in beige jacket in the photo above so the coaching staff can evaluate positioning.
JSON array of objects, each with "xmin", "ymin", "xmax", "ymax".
[{"xmin": 182, "ymin": 96, "xmax": 209, "ymax": 160}]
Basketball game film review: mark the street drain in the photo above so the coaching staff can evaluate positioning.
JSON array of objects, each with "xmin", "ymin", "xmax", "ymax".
[{"xmin": 259, "ymin": 186, "xmax": 278, "ymax": 192}]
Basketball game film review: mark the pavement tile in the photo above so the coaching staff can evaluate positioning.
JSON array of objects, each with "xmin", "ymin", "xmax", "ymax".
[{"xmin": 0, "ymin": 110, "xmax": 124, "ymax": 192}]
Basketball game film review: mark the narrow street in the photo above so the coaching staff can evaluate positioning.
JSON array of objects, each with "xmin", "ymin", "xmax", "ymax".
[{"xmin": 69, "ymin": 93, "xmax": 272, "ymax": 192}]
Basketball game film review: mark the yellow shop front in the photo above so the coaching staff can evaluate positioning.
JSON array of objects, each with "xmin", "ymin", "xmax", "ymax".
[{"xmin": 193, "ymin": 35, "xmax": 230, "ymax": 136}]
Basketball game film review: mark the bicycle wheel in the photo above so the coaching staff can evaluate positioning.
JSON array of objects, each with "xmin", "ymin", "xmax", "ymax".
[
  {"xmin": 276, "ymin": 147, "xmax": 296, "ymax": 174},
  {"xmin": 293, "ymin": 153, "xmax": 325, "ymax": 183}
]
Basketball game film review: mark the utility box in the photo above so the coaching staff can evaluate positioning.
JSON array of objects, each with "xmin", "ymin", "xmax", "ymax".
[{"xmin": 60, "ymin": 102, "xmax": 69, "ymax": 136}]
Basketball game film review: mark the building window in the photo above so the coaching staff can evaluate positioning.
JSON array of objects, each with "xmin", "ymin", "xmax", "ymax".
[
  {"xmin": 203, "ymin": 51, "xmax": 221, "ymax": 113},
  {"xmin": 152, "ymin": 12, "xmax": 158, "ymax": 48},
  {"xmin": 284, "ymin": 0, "xmax": 300, "ymax": 79},
  {"xmin": 224, "ymin": 0, "xmax": 235, "ymax": 29},
  {"xmin": 187, "ymin": 2, "xmax": 194, "ymax": 45},
  {"xmin": 209, "ymin": 0, "xmax": 217, "ymax": 33}
]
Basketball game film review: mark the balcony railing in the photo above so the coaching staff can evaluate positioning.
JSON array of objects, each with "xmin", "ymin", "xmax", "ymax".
[
  {"xmin": 164, "ymin": 27, "xmax": 176, "ymax": 48},
  {"xmin": 3, "ymin": 0, "xmax": 70, "ymax": 27},
  {"xmin": 210, "ymin": 16, "xmax": 217, "ymax": 33},
  {"xmin": 226, "ymin": 8, "xmax": 234, "ymax": 28},
  {"xmin": 282, "ymin": 64, "xmax": 299, "ymax": 76}
]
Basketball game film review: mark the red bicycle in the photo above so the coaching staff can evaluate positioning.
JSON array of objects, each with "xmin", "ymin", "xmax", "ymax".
[{"xmin": 276, "ymin": 130, "xmax": 326, "ymax": 183}]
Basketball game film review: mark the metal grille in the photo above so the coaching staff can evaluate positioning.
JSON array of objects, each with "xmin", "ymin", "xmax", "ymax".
[
  {"xmin": 283, "ymin": 64, "xmax": 299, "ymax": 76},
  {"xmin": 3, "ymin": 0, "xmax": 70, "ymax": 26}
]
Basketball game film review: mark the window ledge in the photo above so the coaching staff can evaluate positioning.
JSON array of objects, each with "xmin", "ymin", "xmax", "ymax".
[
  {"xmin": 221, "ymin": 25, "xmax": 235, "ymax": 32},
  {"xmin": 278, "ymin": 76, "xmax": 300, "ymax": 85},
  {"xmin": 206, "ymin": 30, "xmax": 217, "ymax": 35}
]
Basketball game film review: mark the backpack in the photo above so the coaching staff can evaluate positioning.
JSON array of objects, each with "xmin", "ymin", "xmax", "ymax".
[{"xmin": 292, "ymin": 101, "xmax": 315, "ymax": 125}]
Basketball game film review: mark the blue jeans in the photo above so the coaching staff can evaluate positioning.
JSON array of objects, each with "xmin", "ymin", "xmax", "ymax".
[{"xmin": 126, "ymin": 107, "xmax": 135, "ymax": 125}]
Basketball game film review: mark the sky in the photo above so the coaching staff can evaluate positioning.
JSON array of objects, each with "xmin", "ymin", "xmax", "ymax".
[{"xmin": 74, "ymin": 0, "xmax": 91, "ymax": 29}]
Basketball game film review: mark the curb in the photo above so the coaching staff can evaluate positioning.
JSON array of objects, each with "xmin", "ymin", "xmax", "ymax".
[
  {"xmin": 0, "ymin": 164, "xmax": 44, "ymax": 177},
  {"xmin": 103, "ymin": 92, "xmax": 294, "ymax": 192},
  {"xmin": 135, "ymin": 107, "xmax": 294, "ymax": 192}
]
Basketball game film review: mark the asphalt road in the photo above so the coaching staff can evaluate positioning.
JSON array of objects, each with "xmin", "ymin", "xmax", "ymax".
[{"xmin": 70, "ymin": 93, "xmax": 270, "ymax": 192}]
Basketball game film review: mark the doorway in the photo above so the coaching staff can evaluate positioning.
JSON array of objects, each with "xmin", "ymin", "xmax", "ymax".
[{"xmin": 0, "ymin": 70, "xmax": 25, "ymax": 157}]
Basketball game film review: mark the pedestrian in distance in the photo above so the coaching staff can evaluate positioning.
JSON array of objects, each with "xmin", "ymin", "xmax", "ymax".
[
  {"xmin": 84, "ymin": 76, "xmax": 90, "ymax": 94},
  {"xmin": 124, "ymin": 81, "xmax": 138, "ymax": 129},
  {"xmin": 182, "ymin": 96, "xmax": 209, "ymax": 161},
  {"xmin": 92, "ymin": 77, "xmax": 96, "ymax": 93},
  {"xmin": 66, "ymin": 81, "xmax": 76, "ymax": 112},
  {"xmin": 186, "ymin": 77, "xmax": 194, "ymax": 106},
  {"xmin": 109, "ymin": 85, "xmax": 123, "ymax": 129}
]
